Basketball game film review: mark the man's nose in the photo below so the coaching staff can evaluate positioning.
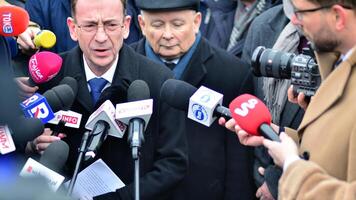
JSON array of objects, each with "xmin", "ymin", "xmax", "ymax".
[
  {"xmin": 94, "ymin": 25, "xmax": 108, "ymax": 42},
  {"xmin": 162, "ymin": 26, "xmax": 174, "ymax": 39}
]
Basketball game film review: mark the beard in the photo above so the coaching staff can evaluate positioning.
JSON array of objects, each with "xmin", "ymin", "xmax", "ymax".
[
  {"xmin": 305, "ymin": 26, "xmax": 340, "ymax": 53},
  {"xmin": 311, "ymin": 37, "xmax": 340, "ymax": 53}
]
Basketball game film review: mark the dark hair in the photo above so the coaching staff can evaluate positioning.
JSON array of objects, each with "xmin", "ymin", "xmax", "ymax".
[
  {"xmin": 71, "ymin": 0, "xmax": 127, "ymax": 19},
  {"xmin": 307, "ymin": 0, "xmax": 355, "ymax": 8}
]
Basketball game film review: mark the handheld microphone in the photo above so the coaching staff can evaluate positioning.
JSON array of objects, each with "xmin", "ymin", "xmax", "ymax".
[
  {"xmin": 160, "ymin": 79, "xmax": 231, "ymax": 127},
  {"xmin": 28, "ymin": 51, "xmax": 62, "ymax": 86},
  {"xmin": 34, "ymin": 30, "xmax": 56, "ymax": 49},
  {"xmin": 229, "ymin": 94, "xmax": 280, "ymax": 142},
  {"xmin": 48, "ymin": 110, "xmax": 82, "ymax": 129},
  {"xmin": 19, "ymin": 140, "xmax": 69, "ymax": 191},
  {"xmin": 39, "ymin": 140, "xmax": 69, "ymax": 173},
  {"xmin": 20, "ymin": 84, "xmax": 75, "ymax": 124},
  {"xmin": 46, "ymin": 76, "xmax": 80, "ymax": 128},
  {"xmin": 11, "ymin": 117, "xmax": 44, "ymax": 152},
  {"xmin": 0, "ymin": 5, "xmax": 29, "ymax": 37},
  {"xmin": 0, "ymin": 125, "xmax": 16, "ymax": 155}
]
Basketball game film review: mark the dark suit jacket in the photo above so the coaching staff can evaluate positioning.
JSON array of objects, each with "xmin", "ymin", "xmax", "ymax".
[
  {"xmin": 131, "ymin": 37, "xmax": 256, "ymax": 200},
  {"xmin": 41, "ymin": 45, "xmax": 188, "ymax": 200},
  {"xmin": 241, "ymin": 4, "xmax": 305, "ymax": 192}
]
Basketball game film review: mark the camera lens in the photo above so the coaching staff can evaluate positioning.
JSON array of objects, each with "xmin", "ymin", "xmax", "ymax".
[{"xmin": 251, "ymin": 46, "xmax": 293, "ymax": 79}]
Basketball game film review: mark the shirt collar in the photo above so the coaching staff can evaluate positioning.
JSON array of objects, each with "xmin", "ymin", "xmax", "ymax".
[
  {"xmin": 83, "ymin": 54, "xmax": 118, "ymax": 83},
  {"xmin": 160, "ymin": 57, "xmax": 180, "ymax": 64}
]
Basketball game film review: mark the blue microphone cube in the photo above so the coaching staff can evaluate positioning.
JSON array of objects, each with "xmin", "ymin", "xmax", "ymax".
[{"xmin": 20, "ymin": 93, "xmax": 55, "ymax": 124}]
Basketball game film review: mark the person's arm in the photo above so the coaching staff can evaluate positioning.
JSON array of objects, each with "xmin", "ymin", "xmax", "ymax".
[
  {"xmin": 264, "ymin": 125, "xmax": 356, "ymax": 199},
  {"xmin": 280, "ymin": 159, "xmax": 356, "ymax": 200}
]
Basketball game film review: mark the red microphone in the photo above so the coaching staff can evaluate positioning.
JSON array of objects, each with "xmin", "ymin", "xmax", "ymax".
[
  {"xmin": 0, "ymin": 5, "xmax": 29, "ymax": 36},
  {"xmin": 28, "ymin": 51, "xmax": 62, "ymax": 86},
  {"xmin": 229, "ymin": 94, "xmax": 280, "ymax": 142}
]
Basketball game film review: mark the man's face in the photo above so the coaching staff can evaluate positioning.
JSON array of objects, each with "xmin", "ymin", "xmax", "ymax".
[
  {"xmin": 67, "ymin": 0, "xmax": 131, "ymax": 74},
  {"xmin": 138, "ymin": 10, "xmax": 201, "ymax": 60},
  {"xmin": 291, "ymin": 0, "xmax": 340, "ymax": 52}
]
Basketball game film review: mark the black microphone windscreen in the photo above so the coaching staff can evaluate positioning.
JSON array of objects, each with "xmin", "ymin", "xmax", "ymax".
[
  {"xmin": 40, "ymin": 140, "xmax": 69, "ymax": 173},
  {"xmin": 127, "ymin": 80, "xmax": 150, "ymax": 101},
  {"xmin": 160, "ymin": 79, "xmax": 197, "ymax": 112},
  {"xmin": 11, "ymin": 117, "xmax": 44, "ymax": 151},
  {"xmin": 59, "ymin": 77, "xmax": 78, "ymax": 97},
  {"xmin": 43, "ymin": 84, "xmax": 75, "ymax": 112},
  {"xmin": 95, "ymin": 85, "xmax": 127, "ymax": 110}
]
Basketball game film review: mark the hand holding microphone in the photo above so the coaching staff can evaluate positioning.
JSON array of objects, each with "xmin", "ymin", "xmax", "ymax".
[
  {"xmin": 0, "ymin": 5, "xmax": 29, "ymax": 37},
  {"xmin": 227, "ymin": 94, "xmax": 281, "ymax": 144},
  {"xmin": 25, "ymin": 128, "xmax": 64, "ymax": 155},
  {"xmin": 263, "ymin": 132, "xmax": 299, "ymax": 168},
  {"xmin": 17, "ymin": 27, "xmax": 56, "ymax": 54},
  {"xmin": 16, "ymin": 51, "xmax": 62, "ymax": 97}
]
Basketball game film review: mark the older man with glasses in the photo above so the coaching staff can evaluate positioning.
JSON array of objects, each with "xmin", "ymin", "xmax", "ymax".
[{"xmin": 223, "ymin": 0, "xmax": 356, "ymax": 199}]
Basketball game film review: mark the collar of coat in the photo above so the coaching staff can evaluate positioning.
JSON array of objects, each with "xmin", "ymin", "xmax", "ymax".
[{"xmin": 298, "ymin": 47, "xmax": 356, "ymax": 132}]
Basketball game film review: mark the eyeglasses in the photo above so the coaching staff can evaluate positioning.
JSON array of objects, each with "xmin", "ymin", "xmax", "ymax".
[
  {"xmin": 76, "ymin": 21, "xmax": 124, "ymax": 34},
  {"xmin": 293, "ymin": 4, "xmax": 353, "ymax": 21}
]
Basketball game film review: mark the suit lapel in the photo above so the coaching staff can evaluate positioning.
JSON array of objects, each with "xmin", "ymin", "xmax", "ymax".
[
  {"xmin": 111, "ymin": 44, "xmax": 136, "ymax": 89},
  {"xmin": 180, "ymin": 38, "xmax": 211, "ymax": 86},
  {"xmin": 298, "ymin": 49, "xmax": 355, "ymax": 131}
]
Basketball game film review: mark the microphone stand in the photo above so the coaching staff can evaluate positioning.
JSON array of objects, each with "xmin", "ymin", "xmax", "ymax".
[
  {"xmin": 67, "ymin": 131, "xmax": 90, "ymax": 196},
  {"xmin": 128, "ymin": 119, "xmax": 145, "ymax": 200}
]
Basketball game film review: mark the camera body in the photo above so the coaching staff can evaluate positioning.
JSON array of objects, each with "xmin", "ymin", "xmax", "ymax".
[{"xmin": 251, "ymin": 46, "xmax": 321, "ymax": 97}]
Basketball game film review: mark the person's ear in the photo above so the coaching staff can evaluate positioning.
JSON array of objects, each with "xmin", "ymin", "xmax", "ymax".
[{"xmin": 67, "ymin": 17, "xmax": 78, "ymax": 41}]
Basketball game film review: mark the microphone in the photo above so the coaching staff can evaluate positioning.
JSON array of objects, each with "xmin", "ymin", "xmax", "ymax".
[
  {"xmin": 160, "ymin": 79, "xmax": 231, "ymax": 127},
  {"xmin": 39, "ymin": 140, "xmax": 69, "ymax": 173},
  {"xmin": 0, "ymin": 5, "xmax": 29, "ymax": 37},
  {"xmin": 20, "ymin": 84, "xmax": 75, "ymax": 124},
  {"xmin": 47, "ymin": 77, "xmax": 81, "ymax": 129},
  {"xmin": 117, "ymin": 80, "xmax": 151, "ymax": 200},
  {"xmin": 28, "ymin": 51, "xmax": 62, "ymax": 86},
  {"xmin": 83, "ymin": 85, "xmax": 128, "ymax": 160},
  {"xmin": 116, "ymin": 80, "xmax": 152, "ymax": 151},
  {"xmin": 11, "ymin": 117, "xmax": 44, "ymax": 152},
  {"xmin": 19, "ymin": 140, "xmax": 69, "ymax": 191},
  {"xmin": 59, "ymin": 76, "xmax": 78, "ymax": 97},
  {"xmin": 0, "ymin": 125, "xmax": 16, "ymax": 155},
  {"xmin": 229, "ymin": 94, "xmax": 280, "ymax": 142},
  {"xmin": 84, "ymin": 100, "xmax": 127, "ymax": 160},
  {"xmin": 34, "ymin": 30, "xmax": 56, "ymax": 49},
  {"xmin": 85, "ymin": 100, "xmax": 126, "ymax": 139}
]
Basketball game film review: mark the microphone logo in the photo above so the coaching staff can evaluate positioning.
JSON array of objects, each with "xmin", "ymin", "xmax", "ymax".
[
  {"xmin": 2, "ymin": 13, "xmax": 13, "ymax": 34},
  {"xmin": 31, "ymin": 102, "xmax": 50, "ymax": 119},
  {"xmin": 233, "ymin": 98, "xmax": 258, "ymax": 117},
  {"xmin": 29, "ymin": 55, "xmax": 44, "ymax": 81},
  {"xmin": 191, "ymin": 103, "xmax": 208, "ymax": 121}
]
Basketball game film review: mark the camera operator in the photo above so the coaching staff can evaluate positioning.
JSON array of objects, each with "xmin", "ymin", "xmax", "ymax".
[{"xmin": 222, "ymin": 0, "xmax": 356, "ymax": 199}]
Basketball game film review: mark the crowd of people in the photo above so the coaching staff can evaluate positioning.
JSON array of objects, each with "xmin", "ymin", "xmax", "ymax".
[{"xmin": 1, "ymin": 0, "xmax": 356, "ymax": 199}]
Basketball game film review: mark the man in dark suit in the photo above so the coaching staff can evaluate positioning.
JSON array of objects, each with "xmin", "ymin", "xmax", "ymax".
[
  {"xmin": 131, "ymin": 0, "xmax": 256, "ymax": 199},
  {"xmin": 16, "ymin": 0, "xmax": 188, "ymax": 199}
]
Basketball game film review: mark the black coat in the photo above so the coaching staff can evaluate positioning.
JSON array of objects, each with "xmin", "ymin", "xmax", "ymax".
[
  {"xmin": 41, "ymin": 45, "xmax": 188, "ymax": 200},
  {"xmin": 131, "ymin": 37, "xmax": 256, "ymax": 200},
  {"xmin": 241, "ymin": 5, "xmax": 305, "ymax": 198}
]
